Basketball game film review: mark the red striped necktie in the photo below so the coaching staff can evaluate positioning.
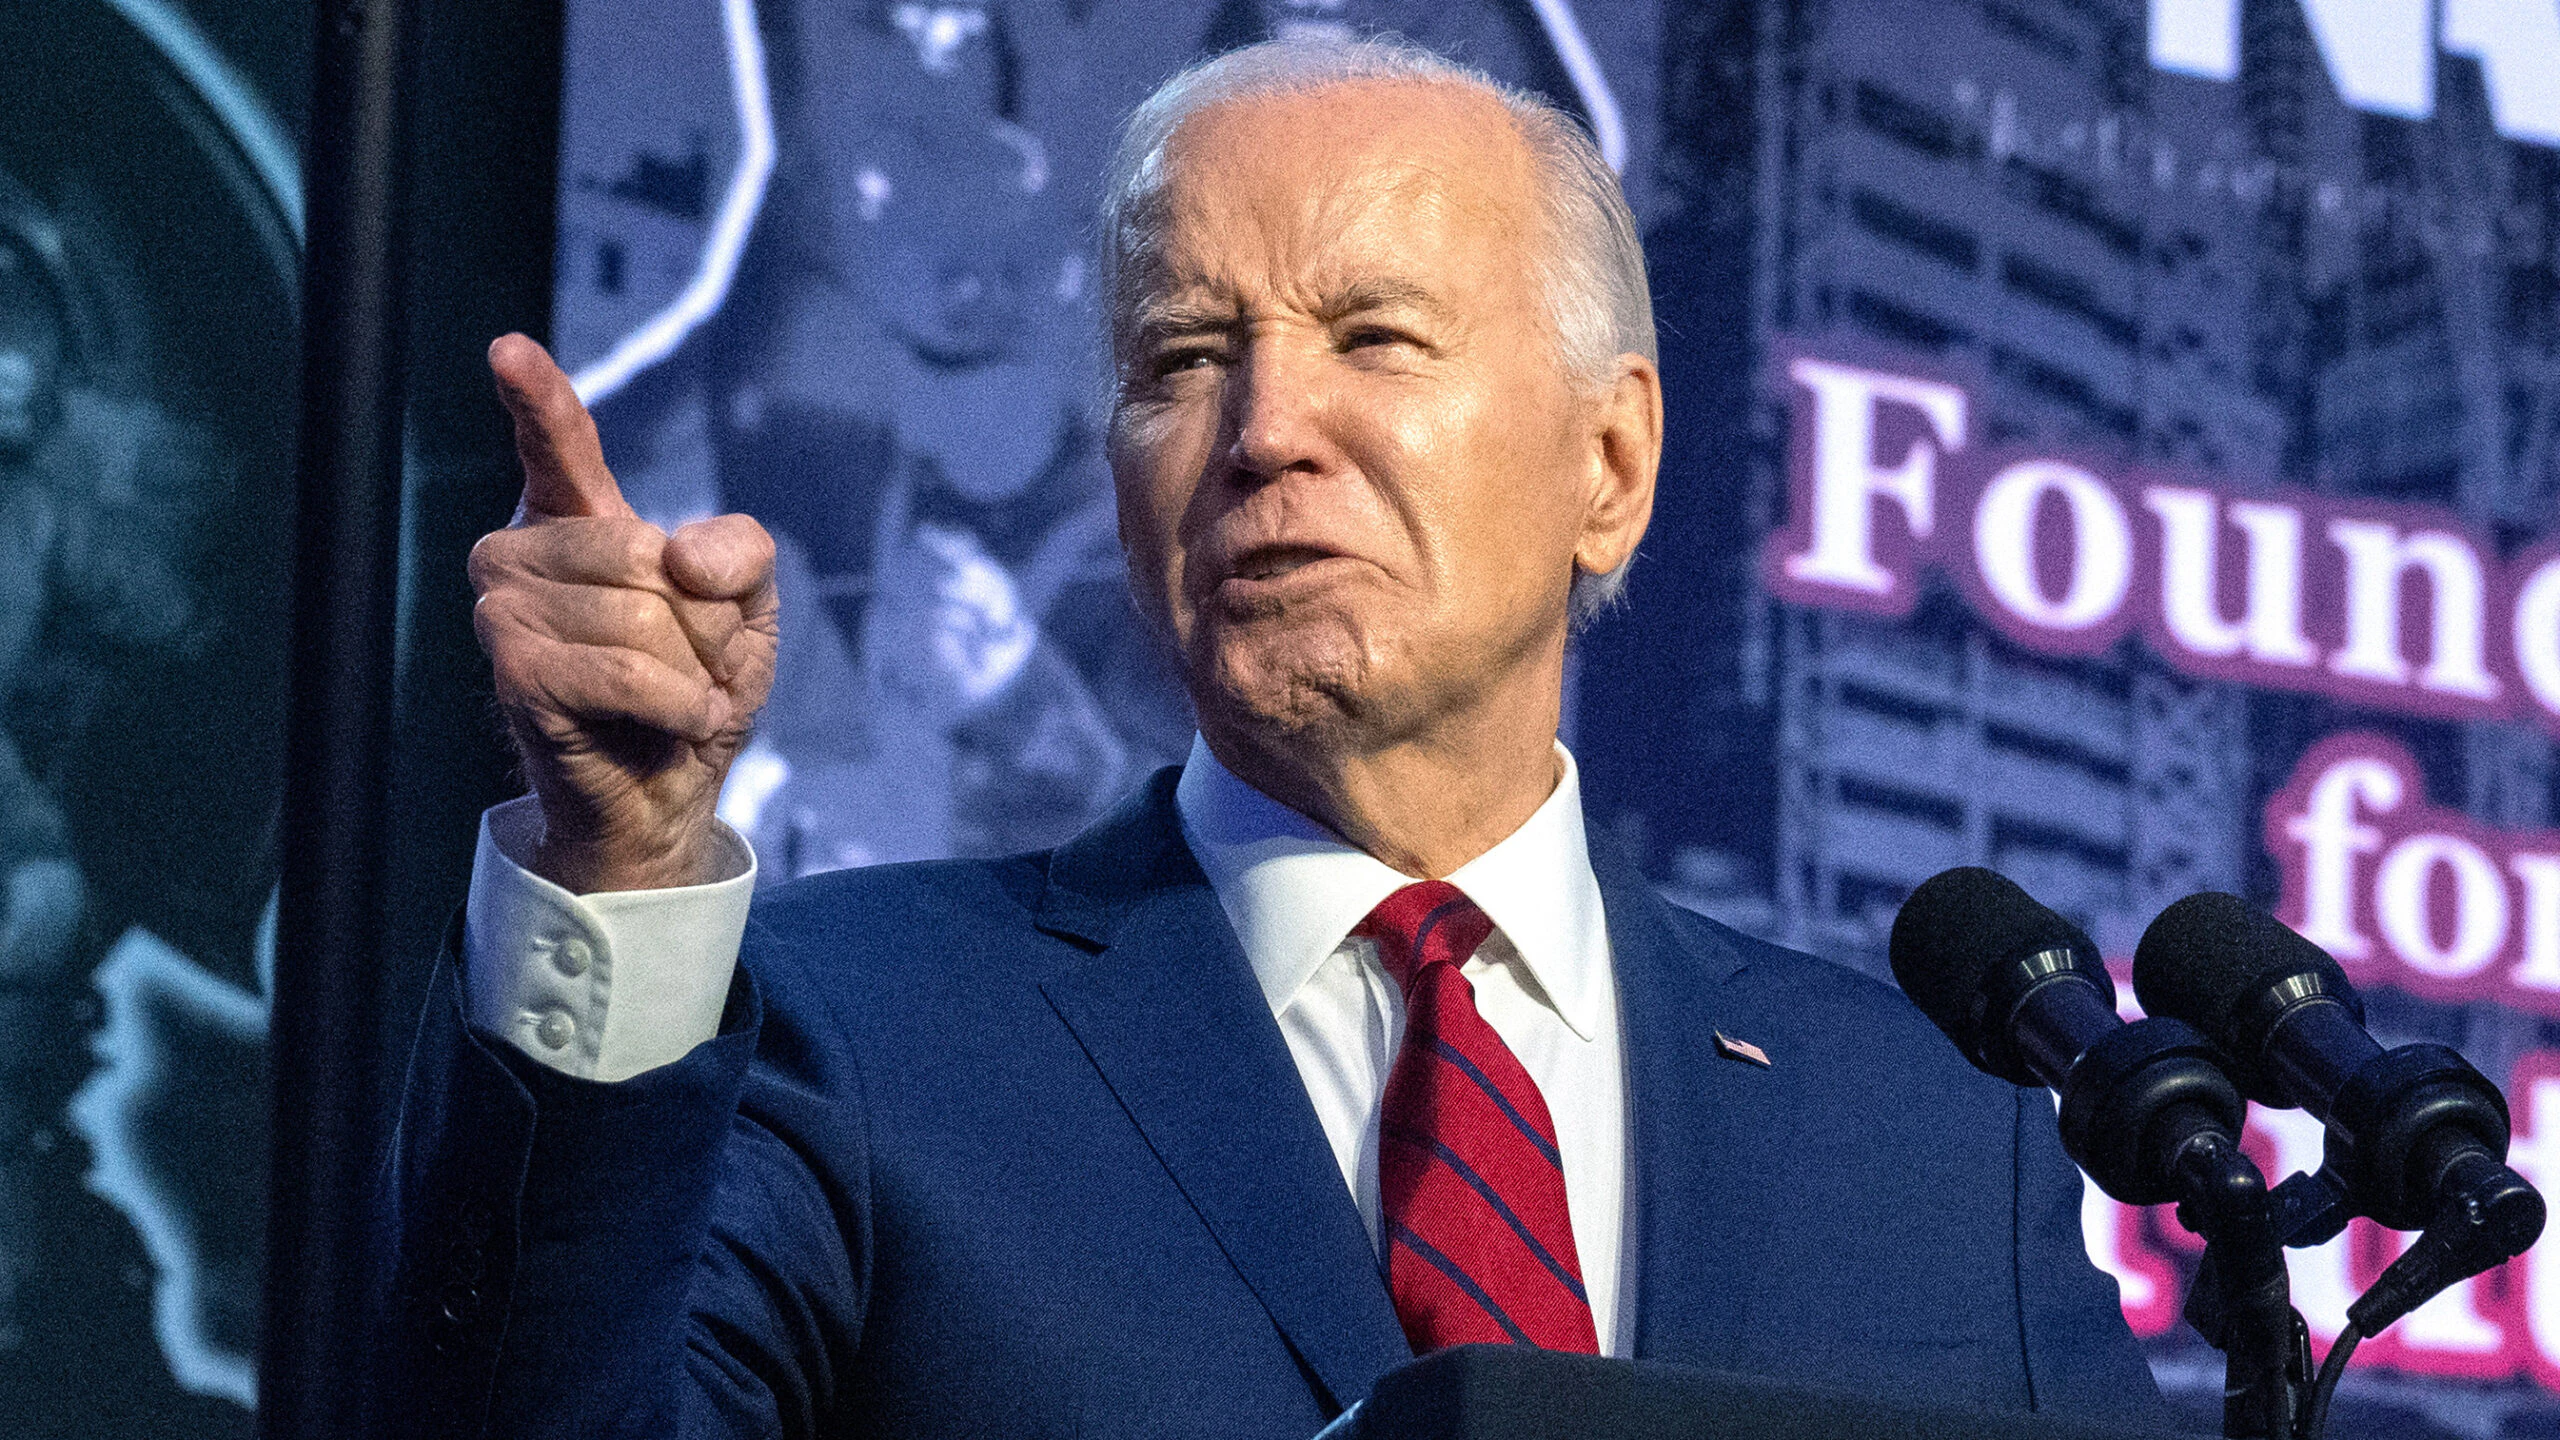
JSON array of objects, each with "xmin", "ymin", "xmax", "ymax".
[{"xmin": 1358, "ymin": 881, "xmax": 1599, "ymax": 1355}]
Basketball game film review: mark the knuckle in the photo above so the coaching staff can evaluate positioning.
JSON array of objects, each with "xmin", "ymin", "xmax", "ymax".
[
  {"xmin": 534, "ymin": 384, "xmax": 582, "ymax": 431},
  {"xmin": 520, "ymin": 704, "xmax": 582, "ymax": 746},
  {"xmin": 607, "ymin": 587, "xmax": 664, "ymax": 638},
  {"xmin": 703, "ymin": 513, "xmax": 776, "ymax": 569},
  {"xmin": 466, "ymin": 531, "xmax": 514, "ymax": 590},
  {"xmin": 487, "ymin": 649, "xmax": 534, "ymax": 703},
  {"xmin": 608, "ymin": 522, "xmax": 665, "ymax": 577},
  {"xmin": 601, "ymin": 646, "xmax": 651, "ymax": 693},
  {"xmin": 473, "ymin": 591, "xmax": 529, "ymax": 648}
]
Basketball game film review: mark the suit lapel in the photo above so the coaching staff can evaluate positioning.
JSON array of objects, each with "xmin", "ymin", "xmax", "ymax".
[
  {"xmin": 1586, "ymin": 829, "xmax": 1778, "ymax": 1363},
  {"xmin": 1035, "ymin": 772, "xmax": 1412, "ymax": 1414}
]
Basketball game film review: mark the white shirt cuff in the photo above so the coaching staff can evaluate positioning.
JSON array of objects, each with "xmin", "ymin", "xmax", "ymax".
[{"xmin": 462, "ymin": 796, "xmax": 757, "ymax": 1082}]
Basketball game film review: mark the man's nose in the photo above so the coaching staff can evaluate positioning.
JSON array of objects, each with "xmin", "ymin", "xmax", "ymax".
[{"xmin": 1220, "ymin": 338, "xmax": 1332, "ymax": 484}]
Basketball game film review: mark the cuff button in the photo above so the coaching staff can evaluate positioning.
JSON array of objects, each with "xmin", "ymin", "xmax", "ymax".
[
  {"xmin": 534, "ymin": 1008, "xmax": 576, "ymax": 1050},
  {"xmin": 552, "ymin": 934, "xmax": 593, "ymax": 978},
  {"xmin": 438, "ymin": 1282, "xmax": 482, "ymax": 1327}
]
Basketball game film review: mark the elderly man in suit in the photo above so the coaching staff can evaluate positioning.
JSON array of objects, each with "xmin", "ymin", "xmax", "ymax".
[{"xmin": 394, "ymin": 35, "xmax": 2169, "ymax": 1440}]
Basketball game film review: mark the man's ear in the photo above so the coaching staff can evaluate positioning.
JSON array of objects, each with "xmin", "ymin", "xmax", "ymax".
[{"xmin": 1574, "ymin": 353, "xmax": 1661, "ymax": 581}]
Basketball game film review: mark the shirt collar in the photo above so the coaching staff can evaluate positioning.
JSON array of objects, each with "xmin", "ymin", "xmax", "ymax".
[{"xmin": 1172, "ymin": 734, "xmax": 1609, "ymax": 1041}]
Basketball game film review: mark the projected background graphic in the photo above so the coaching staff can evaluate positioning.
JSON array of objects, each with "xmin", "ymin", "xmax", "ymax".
[
  {"xmin": 547, "ymin": 1, "xmax": 2560, "ymax": 1434},
  {"xmin": 553, "ymin": 0, "xmax": 1655, "ymax": 874},
  {"xmin": 0, "ymin": 1, "xmax": 295, "ymax": 1435}
]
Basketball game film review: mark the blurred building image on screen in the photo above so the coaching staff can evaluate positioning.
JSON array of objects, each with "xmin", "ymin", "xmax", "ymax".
[
  {"xmin": 1607, "ymin": 3, "xmax": 2560, "ymax": 1433},
  {"xmin": 1634, "ymin": 0, "xmax": 2560, "ymax": 973},
  {"xmin": 1747, "ymin": 0, "xmax": 2271, "ymax": 968}
]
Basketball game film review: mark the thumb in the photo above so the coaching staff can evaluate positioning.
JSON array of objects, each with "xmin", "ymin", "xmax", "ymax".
[{"xmin": 488, "ymin": 332, "xmax": 636, "ymax": 522}]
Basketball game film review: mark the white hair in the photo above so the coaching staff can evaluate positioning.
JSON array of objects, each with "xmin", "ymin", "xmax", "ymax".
[{"xmin": 1098, "ymin": 35, "xmax": 1655, "ymax": 626}]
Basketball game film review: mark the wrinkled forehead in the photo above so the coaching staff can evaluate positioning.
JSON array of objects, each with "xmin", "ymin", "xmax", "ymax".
[{"xmin": 1113, "ymin": 81, "xmax": 1541, "ymax": 328}]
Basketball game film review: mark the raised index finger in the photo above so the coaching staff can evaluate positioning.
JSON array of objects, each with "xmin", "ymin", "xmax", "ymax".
[{"xmin": 488, "ymin": 332, "xmax": 635, "ymax": 523}]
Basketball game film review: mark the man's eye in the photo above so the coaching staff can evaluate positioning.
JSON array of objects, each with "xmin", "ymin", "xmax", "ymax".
[
  {"xmin": 1341, "ymin": 326, "xmax": 1409, "ymax": 352},
  {"xmin": 1150, "ymin": 348, "xmax": 1220, "ymax": 378}
]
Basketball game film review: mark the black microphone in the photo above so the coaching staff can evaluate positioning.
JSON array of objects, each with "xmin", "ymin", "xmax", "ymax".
[
  {"xmin": 1890, "ymin": 867, "xmax": 2246, "ymax": 1206},
  {"xmin": 2133, "ymin": 893, "xmax": 2543, "ymax": 1257},
  {"xmin": 1895, "ymin": 872, "xmax": 2314, "ymax": 1438}
]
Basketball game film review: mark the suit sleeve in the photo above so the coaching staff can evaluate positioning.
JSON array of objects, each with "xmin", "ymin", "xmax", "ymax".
[
  {"xmin": 2011, "ymin": 1085, "xmax": 2176, "ymax": 1426},
  {"xmin": 384, "ymin": 928, "xmax": 869, "ymax": 1439}
]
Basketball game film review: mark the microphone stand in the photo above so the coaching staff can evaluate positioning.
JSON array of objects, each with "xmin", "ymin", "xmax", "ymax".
[
  {"xmin": 2277, "ymin": 1151, "xmax": 2544, "ymax": 1440},
  {"xmin": 2047, "ymin": 1015, "xmax": 2308, "ymax": 1439},
  {"xmin": 2132, "ymin": 1130, "xmax": 2530, "ymax": 1440},
  {"xmin": 2167, "ymin": 1133, "xmax": 2311, "ymax": 1440}
]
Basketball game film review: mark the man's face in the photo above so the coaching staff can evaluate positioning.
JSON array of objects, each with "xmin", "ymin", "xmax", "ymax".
[{"xmin": 1106, "ymin": 82, "xmax": 1643, "ymax": 754}]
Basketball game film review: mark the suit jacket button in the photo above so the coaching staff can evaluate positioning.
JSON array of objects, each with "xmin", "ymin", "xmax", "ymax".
[{"xmin": 438, "ymin": 1281, "xmax": 481, "ymax": 1327}]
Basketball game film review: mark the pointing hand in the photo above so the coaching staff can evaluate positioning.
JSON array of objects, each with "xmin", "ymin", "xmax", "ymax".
[{"xmin": 468, "ymin": 334, "xmax": 780, "ymax": 892}]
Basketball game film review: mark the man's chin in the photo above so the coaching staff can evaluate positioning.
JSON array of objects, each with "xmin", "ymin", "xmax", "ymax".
[{"xmin": 1190, "ymin": 631, "xmax": 1379, "ymax": 740}]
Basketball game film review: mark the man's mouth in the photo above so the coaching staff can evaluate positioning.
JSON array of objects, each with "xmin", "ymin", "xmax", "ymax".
[{"xmin": 1228, "ymin": 545, "xmax": 1339, "ymax": 582}]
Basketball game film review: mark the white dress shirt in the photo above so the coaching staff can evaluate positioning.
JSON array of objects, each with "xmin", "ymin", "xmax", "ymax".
[
  {"xmin": 463, "ymin": 795, "xmax": 757, "ymax": 1082},
  {"xmin": 463, "ymin": 736, "xmax": 1634, "ymax": 1352},
  {"xmin": 1173, "ymin": 737, "xmax": 1633, "ymax": 1354}
]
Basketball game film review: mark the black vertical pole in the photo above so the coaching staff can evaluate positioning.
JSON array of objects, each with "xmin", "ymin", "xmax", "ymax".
[
  {"xmin": 264, "ymin": 0, "xmax": 414, "ymax": 1434},
  {"xmin": 387, "ymin": 0, "xmax": 567, "ymax": 1045}
]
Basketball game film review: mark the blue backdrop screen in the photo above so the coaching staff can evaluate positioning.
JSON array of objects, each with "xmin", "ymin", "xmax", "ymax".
[{"xmin": 550, "ymin": 2, "xmax": 2560, "ymax": 1435}]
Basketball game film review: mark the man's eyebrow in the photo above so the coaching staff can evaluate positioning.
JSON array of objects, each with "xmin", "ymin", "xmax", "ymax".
[
  {"xmin": 1312, "ymin": 279, "xmax": 1451, "ymax": 323},
  {"xmin": 1127, "ymin": 298, "xmax": 1239, "ymax": 341},
  {"xmin": 1126, "ymin": 279, "xmax": 1454, "ymax": 342}
]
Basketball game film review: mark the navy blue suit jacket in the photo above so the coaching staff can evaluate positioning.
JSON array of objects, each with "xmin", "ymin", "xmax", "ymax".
[{"xmin": 387, "ymin": 769, "xmax": 2171, "ymax": 1438}]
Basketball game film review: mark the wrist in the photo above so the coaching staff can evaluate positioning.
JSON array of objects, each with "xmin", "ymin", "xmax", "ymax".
[{"xmin": 528, "ymin": 821, "xmax": 727, "ymax": 894}]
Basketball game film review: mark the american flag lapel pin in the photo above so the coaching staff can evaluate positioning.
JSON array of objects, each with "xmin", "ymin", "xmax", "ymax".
[{"xmin": 1713, "ymin": 1031, "xmax": 1772, "ymax": 1068}]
